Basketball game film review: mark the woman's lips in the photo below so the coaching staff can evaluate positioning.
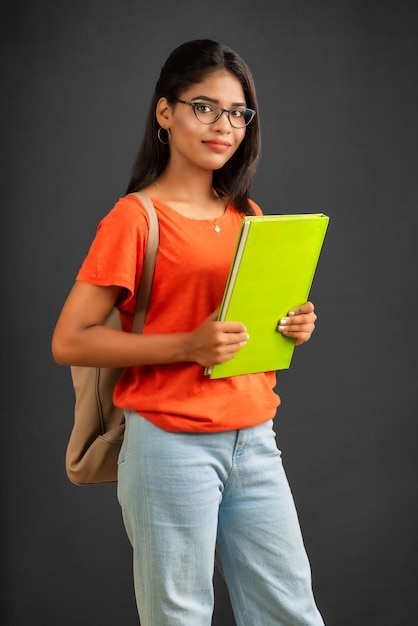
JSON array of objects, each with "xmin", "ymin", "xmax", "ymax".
[{"xmin": 202, "ymin": 140, "xmax": 231, "ymax": 152}]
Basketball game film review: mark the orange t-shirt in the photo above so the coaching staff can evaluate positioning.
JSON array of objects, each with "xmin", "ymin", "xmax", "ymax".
[{"xmin": 76, "ymin": 194, "xmax": 280, "ymax": 432}]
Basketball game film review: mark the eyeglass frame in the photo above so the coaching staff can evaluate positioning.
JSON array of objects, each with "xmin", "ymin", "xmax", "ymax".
[{"xmin": 174, "ymin": 99, "xmax": 256, "ymax": 128}]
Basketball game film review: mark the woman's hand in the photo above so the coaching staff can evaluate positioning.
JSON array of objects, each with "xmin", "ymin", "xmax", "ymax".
[
  {"xmin": 185, "ymin": 309, "xmax": 249, "ymax": 367},
  {"xmin": 277, "ymin": 301, "xmax": 317, "ymax": 346}
]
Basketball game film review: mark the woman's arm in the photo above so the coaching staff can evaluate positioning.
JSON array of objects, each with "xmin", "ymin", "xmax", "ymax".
[{"xmin": 51, "ymin": 281, "xmax": 249, "ymax": 368}]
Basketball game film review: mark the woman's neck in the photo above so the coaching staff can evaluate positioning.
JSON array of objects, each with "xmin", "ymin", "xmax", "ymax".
[
  {"xmin": 155, "ymin": 166, "xmax": 215, "ymax": 203},
  {"xmin": 148, "ymin": 168, "xmax": 226, "ymax": 220}
]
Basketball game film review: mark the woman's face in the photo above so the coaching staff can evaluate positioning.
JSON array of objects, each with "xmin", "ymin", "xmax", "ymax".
[{"xmin": 157, "ymin": 69, "xmax": 248, "ymax": 173}]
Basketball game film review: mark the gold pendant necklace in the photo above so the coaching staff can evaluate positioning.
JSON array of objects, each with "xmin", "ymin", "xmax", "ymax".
[
  {"xmin": 154, "ymin": 181, "xmax": 223, "ymax": 232},
  {"xmin": 212, "ymin": 188, "xmax": 222, "ymax": 233}
]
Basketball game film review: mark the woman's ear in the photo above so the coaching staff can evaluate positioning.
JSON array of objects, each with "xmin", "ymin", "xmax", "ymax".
[{"xmin": 156, "ymin": 97, "xmax": 172, "ymax": 128}]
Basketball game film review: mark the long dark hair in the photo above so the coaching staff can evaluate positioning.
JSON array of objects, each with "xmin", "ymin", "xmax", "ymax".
[{"xmin": 126, "ymin": 39, "xmax": 261, "ymax": 215}]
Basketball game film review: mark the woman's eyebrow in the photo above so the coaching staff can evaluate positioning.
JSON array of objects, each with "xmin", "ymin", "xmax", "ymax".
[{"xmin": 190, "ymin": 95, "xmax": 247, "ymax": 107}]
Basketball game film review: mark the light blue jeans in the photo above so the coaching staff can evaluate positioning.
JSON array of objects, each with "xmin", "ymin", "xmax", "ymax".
[{"xmin": 117, "ymin": 412, "xmax": 325, "ymax": 626}]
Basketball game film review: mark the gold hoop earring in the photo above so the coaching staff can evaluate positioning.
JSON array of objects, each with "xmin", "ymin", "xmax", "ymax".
[{"xmin": 157, "ymin": 127, "xmax": 170, "ymax": 145}]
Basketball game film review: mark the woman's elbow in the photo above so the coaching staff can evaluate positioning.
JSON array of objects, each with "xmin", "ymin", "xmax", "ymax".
[{"xmin": 51, "ymin": 332, "xmax": 72, "ymax": 366}]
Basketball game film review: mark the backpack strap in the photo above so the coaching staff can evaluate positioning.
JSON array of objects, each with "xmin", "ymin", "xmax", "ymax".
[{"xmin": 130, "ymin": 191, "xmax": 160, "ymax": 334}]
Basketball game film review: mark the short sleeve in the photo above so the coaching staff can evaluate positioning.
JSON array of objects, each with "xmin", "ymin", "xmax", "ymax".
[
  {"xmin": 76, "ymin": 195, "xmax": 150, "ymax": 305},
  {"xmin": 248, "ymin": 198, "xmax": 263, "ymax": 216}
]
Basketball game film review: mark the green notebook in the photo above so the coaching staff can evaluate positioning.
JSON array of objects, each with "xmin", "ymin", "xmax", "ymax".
[{"xmin": 205, "ymin": 213, "xmax": 329, "ymax": 379}]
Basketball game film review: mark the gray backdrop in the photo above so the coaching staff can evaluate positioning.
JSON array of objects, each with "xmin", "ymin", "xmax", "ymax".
[{"xmin": 2, "ymin": 0, "xmax": 418, "ymax": 624}]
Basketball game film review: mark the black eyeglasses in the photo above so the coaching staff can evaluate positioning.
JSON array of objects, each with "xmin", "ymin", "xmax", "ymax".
[{"xmin": 174, "ymin": 99, "xmax": 256, "ymax": 128}]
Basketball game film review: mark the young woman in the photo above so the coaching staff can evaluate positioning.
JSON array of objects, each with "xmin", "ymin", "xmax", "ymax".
[{"xmin": 52, "ymin": 39, "xmax": 325, "ymax": 626}]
